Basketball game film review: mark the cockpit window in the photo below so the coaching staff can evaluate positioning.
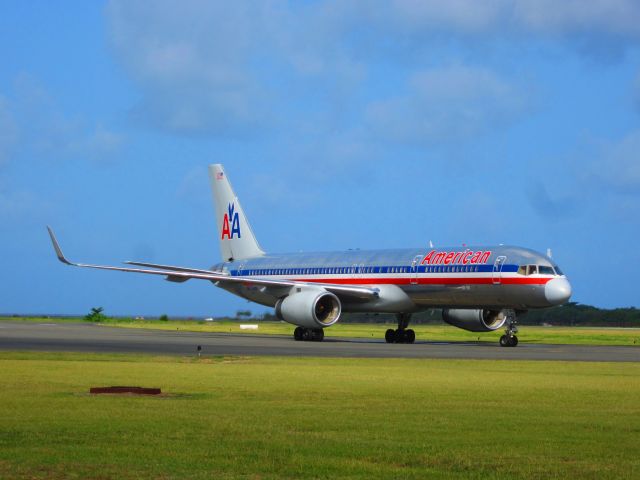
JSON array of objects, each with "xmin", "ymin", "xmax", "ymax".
[{"xmin": 518, "ymin": 263, "xmax": 563, "ymax": 276}]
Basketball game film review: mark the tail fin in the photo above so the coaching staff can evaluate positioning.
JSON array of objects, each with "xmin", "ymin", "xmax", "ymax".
[{"xmin": 208, "ymin": 164, "xmax": 265, "ymax": 262}]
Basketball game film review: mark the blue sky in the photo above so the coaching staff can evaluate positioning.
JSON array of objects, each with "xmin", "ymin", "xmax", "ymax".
[{"xmin": 1, "ymin": 1, "xmax": 639, "ymax": 316}]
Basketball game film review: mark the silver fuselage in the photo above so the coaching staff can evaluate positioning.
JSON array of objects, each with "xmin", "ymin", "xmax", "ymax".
[{"xmin": 214, "ymin": 245, "xmax": 571, "ymax": 313}]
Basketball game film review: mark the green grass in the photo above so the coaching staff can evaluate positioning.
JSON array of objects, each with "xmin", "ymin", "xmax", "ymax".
[
  {"xmin": 0, "ymin": 351, "xmax": 638, "ymax": 479},
  {"xmin": 3, "ymin": 316, "xmax": 640, "ymax": 346}
]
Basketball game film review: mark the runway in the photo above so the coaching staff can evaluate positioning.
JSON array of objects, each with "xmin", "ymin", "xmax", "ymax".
[{"xmin": 0, "ymin": 321, "xmax": 638, "ymax": 362}]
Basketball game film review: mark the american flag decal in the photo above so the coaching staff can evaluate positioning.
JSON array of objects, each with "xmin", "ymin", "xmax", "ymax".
[{"xmin": 216, "ymin": 172, "xmax": 224, "ymax": 180}]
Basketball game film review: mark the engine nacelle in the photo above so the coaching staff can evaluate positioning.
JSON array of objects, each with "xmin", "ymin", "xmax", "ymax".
[
  {"xmin": 442, "ymin": 309, "xmax": 507, "ymax": 332},
  {"xmin": 275, "ymin": 289, "xmax": 341, "ymax": 329}
]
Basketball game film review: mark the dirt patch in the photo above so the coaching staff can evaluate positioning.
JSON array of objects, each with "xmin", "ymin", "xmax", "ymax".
[{"xmin": 89, "ymin": 386, "xmax": 161, "ymax": 395}]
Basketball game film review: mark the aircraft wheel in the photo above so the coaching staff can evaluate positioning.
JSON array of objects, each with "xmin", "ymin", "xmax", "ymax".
[
  {"xmin": 499, "ymin": 335, "xmax": 509, "ymax": 347},
  {"xmin": 312, "ymin": 329, "xmax": 324, "ymax": 342},
  {"xmin": 385, "ymin": 329, "xmax": 396, "ymax": 343},
  {"xmin": 394, "ymin": 329, "xmax": 406, "ymax": 343},
  {"xmin": 406, "ymin": 329, "xmax": 415, "ymax": 344},
  {"xmin": 510, "ymin": 335, "xmax": 518, "ymax": 347},
  {"xmin": 294, "ymin": 327, "xmax": 304, "ymax": 341}
]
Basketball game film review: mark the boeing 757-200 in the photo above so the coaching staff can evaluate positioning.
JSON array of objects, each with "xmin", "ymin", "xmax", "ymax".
[{"xmin": 48, "ymin": 164, "xmax": 572, "ymax": 347}]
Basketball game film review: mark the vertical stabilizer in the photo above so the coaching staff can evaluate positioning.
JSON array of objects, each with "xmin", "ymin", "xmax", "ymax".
[{"xmin": 208, "ymin": 164, "xmax": 265, "ymax": 262}]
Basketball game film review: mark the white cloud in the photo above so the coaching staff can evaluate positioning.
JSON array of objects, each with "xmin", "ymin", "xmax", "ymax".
[
  {"xmin": 103, "ymin": 0, "xmax": 639, "ymax": 147},
  {"xmin": 66, "ymin": 124, "xmax": 124, "ymax": 162},
  {"xmin": 365, "ymin": 65, "xmax": 528, "ymax": 144},
  {"xmin": 105, "ymin": 0, "xmax": 367, "ymax": 136},
  {"xmin": 106, "ymin": 1, "xmax": 274, "ymax": 135},
  {"xmin": 387, "ymin": 0, "xmax": 640, "ymax": 38},
  {"xmin": 513, "ymin": 0, "xmax": 640, "ymax": 37}
]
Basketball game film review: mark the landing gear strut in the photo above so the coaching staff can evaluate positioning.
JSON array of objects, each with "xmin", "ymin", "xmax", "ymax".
[
  {"xmin": 293, "ymin": 327, "xmax": 324, "ymax": 342},
  {"xmin": 385, "ymin": 313, "xmax": 416, "ymax": 344},
  {"xmin": 499, "ymin": 310, "xmax": 518, "ymax": 347}
]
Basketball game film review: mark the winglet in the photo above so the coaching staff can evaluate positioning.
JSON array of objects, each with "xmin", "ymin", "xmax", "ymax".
[{"xmin": 47, "ymin": 226, "xmax": 73, "ymax": 265}]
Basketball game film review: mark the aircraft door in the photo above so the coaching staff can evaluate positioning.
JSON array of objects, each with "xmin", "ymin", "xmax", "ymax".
[
  {"xmin": 351, "ymin": 263, "xmax": 358, "ymax": 277},
  {"xmin": 410, "ymin": 255, "xmax": 422, "ymax": 285},
  {"xmin": 492, "ymin": 256, "xmax": 506, "ymax": 285}
]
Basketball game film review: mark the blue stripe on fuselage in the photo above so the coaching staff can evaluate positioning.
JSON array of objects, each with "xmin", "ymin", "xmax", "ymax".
[{"xmin": 229, "ymin": 264, "xmax": 518, "ymax": 276}]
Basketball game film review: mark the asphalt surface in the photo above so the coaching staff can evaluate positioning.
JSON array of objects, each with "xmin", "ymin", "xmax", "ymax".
[{"xmin": 0, "ymin": 321, "xmax": 638, "ymax": 362}]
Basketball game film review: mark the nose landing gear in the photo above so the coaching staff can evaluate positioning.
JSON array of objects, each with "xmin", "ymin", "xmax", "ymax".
[
  {"xmin": 385, "ymin": 313, "xmax": 416, "ymax": 344},
  {"xmin": 499, "ymin": 311, "xmax": 518, "ymax": 347}
]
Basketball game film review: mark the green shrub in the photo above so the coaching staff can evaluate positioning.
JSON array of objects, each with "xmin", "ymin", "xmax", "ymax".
[{"xmin": 84, "ymin": 307, "xmax": 107, "ymax": 323}]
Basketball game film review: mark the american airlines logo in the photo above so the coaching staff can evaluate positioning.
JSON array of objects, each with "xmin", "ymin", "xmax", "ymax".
[
  {"xmin": 221, "ymin": 203, "xmax": 241, "ymax": 239},
  {"xmin": 421, "ymin": 249, "xmax": 491, "ymax": 265}
]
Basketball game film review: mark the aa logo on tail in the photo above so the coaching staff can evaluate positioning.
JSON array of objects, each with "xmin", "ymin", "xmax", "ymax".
[{"xmin": 221, "ymin": 202, "xmax": 241, "ymax": 239}]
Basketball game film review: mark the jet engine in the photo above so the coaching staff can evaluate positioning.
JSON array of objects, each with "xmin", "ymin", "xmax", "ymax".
[
  {"xmin": 275, "ymin": 289, "xmax": 341, "ymax": 329},
  {"xmin": 442, "ymin": 309, "xmax": 507, "ymax": 332}
]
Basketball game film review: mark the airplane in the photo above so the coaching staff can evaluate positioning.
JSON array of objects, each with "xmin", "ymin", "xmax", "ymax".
[{"xmin": 48, "ymin": 164, "xmax": 572, "ymax": 347}]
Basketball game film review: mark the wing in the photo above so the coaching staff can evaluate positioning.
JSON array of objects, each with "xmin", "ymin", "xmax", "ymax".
[{"xmin": 47, "ymin": 227, "xmax": 378, "ymax": 300}]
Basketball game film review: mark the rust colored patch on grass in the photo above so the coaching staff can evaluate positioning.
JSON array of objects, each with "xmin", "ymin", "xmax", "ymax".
[{"xmin": 89, "ymin": 386, "xmax": 161, "ymax": 395}]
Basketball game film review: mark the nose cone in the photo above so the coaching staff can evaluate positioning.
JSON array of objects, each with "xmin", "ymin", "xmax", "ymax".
[{"xmin": 545, "ymin": 277, "xmax": 572, "ymax": 305}]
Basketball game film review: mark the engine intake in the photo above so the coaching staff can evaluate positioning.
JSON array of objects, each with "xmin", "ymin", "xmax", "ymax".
[
  {"xmin": 275, "ymin": 289, "xmax": 341, "ymax": 329},
  {"xmin": 442, "ymin": 309, "xmax": 507, "ymax": 332}
]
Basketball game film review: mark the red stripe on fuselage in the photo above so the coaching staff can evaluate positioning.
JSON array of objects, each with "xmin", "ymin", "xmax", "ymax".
[{"xmin": 281, "ymin": 276, "xmax": 552, "ymax": 286}]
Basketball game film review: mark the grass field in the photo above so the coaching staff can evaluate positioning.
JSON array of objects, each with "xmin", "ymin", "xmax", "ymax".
[
  {"xmin": 3, "ymin": 316, "xmax": 640, "ymax": 346},
  {"xmin": 0, "ymin": 351, "xmax": 638, "ymax": 479}
]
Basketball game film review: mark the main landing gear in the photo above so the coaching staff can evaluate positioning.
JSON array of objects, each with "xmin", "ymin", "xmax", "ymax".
[
  {"xmin": 385, "ymin": 313, "xmax": 415, "ymax": 344},
  {"xmin": 499, "ymin": 310, "xmax": 519, "ymax": 347},
  {"xmin": 293, "ymin": 327, "xmax": 324, "ymax": 342}
]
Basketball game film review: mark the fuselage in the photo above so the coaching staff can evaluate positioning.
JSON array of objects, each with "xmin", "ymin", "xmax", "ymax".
[{"xmin": 215, "ymin": 245, "xmax": 572, "ymax": 313}]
